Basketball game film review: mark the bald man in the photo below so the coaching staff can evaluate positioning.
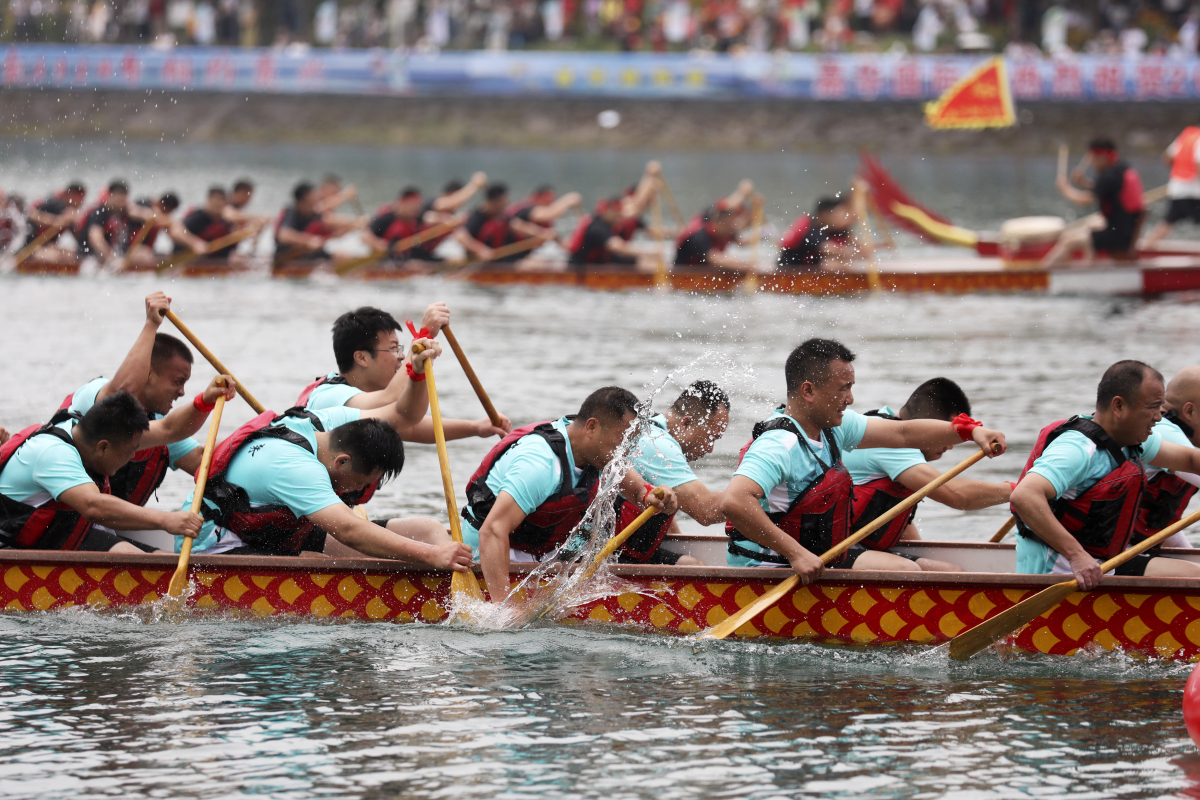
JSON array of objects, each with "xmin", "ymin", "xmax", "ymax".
[{"xmin": 1135, "ymin": 366, "xmax": 1200, "ymax": 547}]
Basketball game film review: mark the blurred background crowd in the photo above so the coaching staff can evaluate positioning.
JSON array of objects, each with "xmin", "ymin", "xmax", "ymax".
[{"xmin": 2, "ymin": 0, "xmax": 1198, "ymax": 57}]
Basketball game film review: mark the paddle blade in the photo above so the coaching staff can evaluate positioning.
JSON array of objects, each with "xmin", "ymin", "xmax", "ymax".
[
  {"xmin": 948, "ymin": 579, "xmax": 1079, "ymax": 661},
  {"xmin": 167, "ymin": 538, "xmax": 194, "ymax": 599},
  {"xmin": 697, "ymin": 575, "xmax": 800, "ymax": 641},
  {"xmin": 451, "ymin": 568, "xmax": 485, "ymax": 602}
]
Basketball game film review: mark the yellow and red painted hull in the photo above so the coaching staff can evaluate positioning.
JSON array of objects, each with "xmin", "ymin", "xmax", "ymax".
[{"xmin": 3, "ymin": 550, "xmax": 1199, "ymax": 660}]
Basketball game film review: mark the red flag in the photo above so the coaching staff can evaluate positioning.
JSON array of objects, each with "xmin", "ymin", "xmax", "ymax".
[{"xmin": 925, "ymin": 57, "xmax": 1016, "ymax": 130}]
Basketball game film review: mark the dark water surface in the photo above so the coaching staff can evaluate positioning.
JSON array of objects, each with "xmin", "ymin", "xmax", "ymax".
[{"xmin": 3, "ymin": 143, "xmax": 1200, "ymax": 797}]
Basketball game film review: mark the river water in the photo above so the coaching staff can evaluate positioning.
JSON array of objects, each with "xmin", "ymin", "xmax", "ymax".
[{"xmin": 3, "ymin": 142, "xmax": 1200, "ymax": 798}]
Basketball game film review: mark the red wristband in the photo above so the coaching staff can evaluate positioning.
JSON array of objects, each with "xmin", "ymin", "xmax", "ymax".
[
  {"xmin": 642, "ymin": 483, "xmax": 655, "ymax": 503},
  {"xmin": 950, "ymin": 413, "xmax": 982, "ymax": 442},
  {"xmin": 405, "ymin": 319, "xmax": 432, "ymax": 340},
  {"xmin": 405, "ymin": 362, "xmax": 426, "ymax": 382},
  {"xmin": 193, "ymin": 393, "xmax": 216, "ymax": 413}
]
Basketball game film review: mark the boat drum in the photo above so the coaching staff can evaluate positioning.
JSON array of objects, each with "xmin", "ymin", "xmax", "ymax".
[{"xmin": 3, "ymin": 545, "xmax": 1200, "ymax": 660}]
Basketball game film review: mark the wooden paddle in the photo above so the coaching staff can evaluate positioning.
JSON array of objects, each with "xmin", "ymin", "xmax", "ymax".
[
  {"xmin": 949, "ymin": 506, "xmax": 1200, "ymax": 661},
  {"xmin": 583, "ymin": 488, "xmax": 666, "ymax": 579},
  {"xmin": 155, "ymin": 225, "xmax": 262, "ymax": 276},
  {"xmin": 1057, "ymin": 144, "xmax": 1069, "ymax": 183},
  {"xmin": 990, "ymin": 516, "xmax": 1017, "ymax": 543},
  {"xmin": 412, "ymin": 342, "xmax": 485, "ymax": 601},
  {"xmin": 167, "ymin": 391, "xmax": 225, "ymax": 598},
  {"xmin": 115, "ymin": 218, "xmax": 155, "ymax": 273},
  {"xmin": 441, "ymin": 325, "xmax": 504, "ymax": 432},
  {"xmin": 11, "ymin": 219, "xmax": 70, "ymax": 268},
  {"xmin": 656, "ymin": 177, "xmax": 686, "ymax": 226},
  {"xmin": 699, "ymin": 446, "xmax": 993, "ymax": 641},
  {"xmin": 335, "ymin": 218, "xmax": 461, "ymax": 278},
  {"xmin": 166, "ymin": 311, "xmax": 265, "ymax": 414}
]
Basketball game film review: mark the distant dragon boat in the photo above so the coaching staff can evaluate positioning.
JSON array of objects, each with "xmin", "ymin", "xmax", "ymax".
[{"xmin": 4, "ymin": 539, "xmax": 1200, "ymax": 661}]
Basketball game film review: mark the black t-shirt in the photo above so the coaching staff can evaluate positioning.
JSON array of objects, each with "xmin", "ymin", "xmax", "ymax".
[
  {"xmin": 180, "ymin": 209, "xmax": 234, "ymax": 256},
  {"xmin": 1093, "ymin": 161, "xmax": 1140, "ymax": 234},
  {"xmin": 79, "ymin": 205, "xmax": 132, "ymax": 254},
  {"xmin": 570, "ymin": 217, "xmax": 615, "ymax": 264},
  {"xmin": 369, "ymin": 211, "xmax": 397, "ymax": 239},
  {"xmin": 674, "ymin": 228, "xmax": 715, "ymax": 267},
  {"xmin": 25, "ymin": 197, "xmax": 68, "ymax": 246}
]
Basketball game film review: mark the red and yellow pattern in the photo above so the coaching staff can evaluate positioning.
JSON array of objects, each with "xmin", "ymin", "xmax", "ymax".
[
  {"xmin": 3, "ymin": 555, "xmax": 1199, "ymax": 660},
  {"xmin": 925, "ymin": 57, "xmax": 1017, "ymax": 130}
]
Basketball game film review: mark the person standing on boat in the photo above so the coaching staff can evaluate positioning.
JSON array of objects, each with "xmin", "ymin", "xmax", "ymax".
[
  {"xmin": 297, "ymin": 306, "xmax": 510, "ymax": 442},
  {"xmin": 22, "ymin": 181, "xmax": 86, "ymax": 266},
  {"xmin": 777, "ymin": 197, "xmax": 859, "ymax": 271},
  {"xmin": 0, "ymin": 391, "xmax": 205, "ymax": 553},
  {"xmin": 623, "ymin": 380, "xmax": 733, "ymax": 566},
  {"xmin": 61, "ymin": 292, "xmax": 237, "ymax": 506},
  {"xmin": 1129, "ymin": 365, "xmax": 1200, "ymax": 549},
  {"xmin": 1011, "ymin": 360, "xmax": 1200, "ymax": 589},
  {"xmin": 363, "ymin": 187, "xmax": 441, "ymax": 262},
  {"xmin": 462, "ymin": 386, "xmax": 679, "ymax": 603},
  {"xmin": 457, "ymin": 183, "xmax": 556, "ymax": 264},
  {"xmin": 720, "ymin": 339, "xmax": 1006, "ymax": 582},
  {"xmin": 181, "ymin": 340, "xmax": 473, "ymax": 570},
  {"xmin": 842, "ymin": 378, "xmax": 1013, "ymax": 570},
  {"xmin": 1042, "ymin": 138, "xmax": 1145, "ymax": 268},
  {"xmin": 1143, "ymin": 125, "xmax": 1200, "ymax": 249}
]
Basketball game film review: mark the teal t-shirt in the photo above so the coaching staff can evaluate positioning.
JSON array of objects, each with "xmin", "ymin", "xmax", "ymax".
[
  {"xmin": 843, "ymin": 406, "xmax": 926, "ymax": 486},
  {"xmin": 303, "ymin": 371, "xmax": 363, "ymax": 411},
  {"xmin": 0, "ymin": 419, "xmax": 95, "ymax": 504},
  {"xmin": 1146, "ymin": 415, "xmax": 1192, "ymax": 480},
  {"xmin": 69, "ymin": 377, "xmax": 201, "ymax": 467},
  {"xmin": 181, "ymin": 406, "xmax": 361, "ymax": 553},
  {"xmin": 462, "ymin": 417, "xmax": 581, "ymax": 554},
  {"xmin": 629, "ymin": 414, "xmax": 698, "ymax": 489},
  {"xmin": 728, "ymin": 408, "xmax": 869, "ymax": 566}
]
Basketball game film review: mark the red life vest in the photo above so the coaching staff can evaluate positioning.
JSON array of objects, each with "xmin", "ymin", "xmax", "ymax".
[
  {"xmin": 201, "ymin": 408, "xmax": 378, "ymax": 556},
  {"xmin": 674, "ymin": 215, "xmax": 704, "ymax": 250},
  {"xmin": 565, "ymin": 214, "xmax": 593, "ymax": 257},
  {"xmin": 611, "ymin": 215, "xmax": 641, "ymax": 241},
  {"xmin": 1013, "ymin": 416, "xmax": 1147, "ymax": 560},
  {"xmin": 615, "ymin": 415, "xmax": 677, "ymax": 562},
  {"xmin": 475, "ymin": 213, "xmax": 513, "ymax": 249},
  {"xmin": 726, "ymin": 416, "xmax": 854, "ymax": 564},
  {"xmin": 849, "ymin": 409, "xmax": 916, "ymax": 551},
  {"xmin": 0, "ymin": 411, "xmax": 111, "ymax": 550},
  {"xmin": 383, "ymin": 215, "xmax": 421, "ymax": 245},
  {"xmin": 505, "ymin": 198, "xmax": 535, "ymax": 219},
  {"xmin": 295, "ymin": 373, "xmax": 351, "ymax": 407},
  {"xmin": 1134, "ymin": 409, "xmax": 1198, "ymax": 544},
  {"xmin": 57, "ymin": 390, "xmax": 171, "ymax": 508},
  {"xmin": 780, "ymin": 214, "xmax": 812, "ymax": 252},
  {"xmin": 1172, "ymin": 127, "xmax": 1200, "ymax": 183},
  {"xmin": 462, "ymin": 419, "xmax": 600, "ymax": 558}
]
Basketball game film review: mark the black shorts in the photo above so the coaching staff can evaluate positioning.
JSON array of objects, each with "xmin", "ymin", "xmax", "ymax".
[
  {"xmin": 1091, "ymin": 225, "xmax": 1136, "ymax": 254},
  {"xmin": 77, "ymin": 528, "xmax": 156, "ymax": 553},
  {"xmin": 223, "ymin": 528, "xmax": 327, "ymax": 557},
  {"xmin": 617, "ymin": 545, "xmax": 685, "ymax": 566},
  {"xmin": 1166, "ymin": 198, "xmax": 1200, "ymax": 225},
  {"xmin": 777, "ymin": 247, "xmax": 821, "ymax": 270},
  {"xmin": 1111, "ymin": 554, "xmax": 1151, "ymax": 577}
]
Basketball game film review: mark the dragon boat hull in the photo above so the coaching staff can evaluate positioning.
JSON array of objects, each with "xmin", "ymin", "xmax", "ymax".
[{"xmin": 3, "ymin": 542, "xmax": 1200, "ymax": 661}]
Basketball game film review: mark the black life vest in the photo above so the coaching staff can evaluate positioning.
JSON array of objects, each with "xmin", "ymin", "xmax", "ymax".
[
  {"xmin": 1134, "ymin": 409, "xmax": 1198, "ymax": 544},
  {"xmin": 0, "ymin": 410, "xmax": 111, "ymax": 550},
  {"xmin": 726, "ymin": 415, "xmax": 854, "ymax": 564},
  {"xmin": 1013, "ymin": 416, "xmax": 1146, "ymax": 560},
  {"xmin": 462, "ymin": 419, "xmax": 600, "ymax": 558},
  {"xmin": 295, "ymin": 373, "xmax": 351, "ymax": 407},
  {"xmin": 57, "ymin": 389, "xmax": 171, "ymax": 508},
  {"xmin": 850, "ymin": 409, "xmax": 917, "ymax": 551},
  {"xmin": 201, "ymin": 408, "xmax": 379, "ymax": 556}
]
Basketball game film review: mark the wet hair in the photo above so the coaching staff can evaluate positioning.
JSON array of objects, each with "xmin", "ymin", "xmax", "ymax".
[
  {"xmin": 903, "ymin": 378, "xmax": 971, "ymax": 420},
  {"xmin": 108, "ymin": 180, "xmax": 129, "ymax": 195},
  {"xmin": 328, "ymin": 419, "xmax": 405, "ymax": 484},
  {"xmin": 332, "ymin": 306, "xmax": 402, "ymax": 372},
  {"xmin": 159, "ymin": 192, "xmax": 180, "ymax": 213},
  {"xmin": 577, "ymin": 386, "xmax": 640, "ymax": 426},
  {"xmin": 77, "ymin": 390, "xmax": 150, "ymax": 446},
  {"xmin": 233, "ymin": 178, "xmax": 254, "ymax": 193},
  {"xmin": 1097, "ymin": 360, "xmax": 1163, "ymax": 410},
  {"xmin": 670, "ymin": 380, "xmax": 730, "ymax": 419},
  {"xmin": 65, "ymin": 182, "xmax": 86, "ymax": 195},
  {"xmin": 399, "ymin": 186, "xmax": 422, "ymax": 199},
  {"xmin": 785, "ymin": 338, "xmax": 856, "ymax": 393},
  {"xmin": 814, "ymin": 197, "xmax": 842, "ymax": 215},
  {"xmin": 443, "ymin": 180, "xmax": 465, "ymax": 194},
  {"xmin": 293, "ymin": 181, "xmax": 315, "ymax": 203},
  {"xmin": 208, "ymin": 185, "xmax": 227, "ymax": 198},
  {"xmin": 151, "ymin": 333, "xmax": 194, "ymax": 369},
  {"xmin": 485, "ymin": 183, "xmax": 508, "ymax": 201}
]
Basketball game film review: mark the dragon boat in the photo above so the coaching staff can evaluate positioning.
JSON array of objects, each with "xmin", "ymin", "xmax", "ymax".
[
  {"xmin": 4, "ymin": 537, "xmax": 1200, "ymax": 661},
  {"xmin": 12, "ymin": 254, "xmax": 255, "ymax": 278}
]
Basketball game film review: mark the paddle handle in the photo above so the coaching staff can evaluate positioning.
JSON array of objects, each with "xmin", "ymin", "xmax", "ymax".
[
  {"xmin": 412, "ymin": 344, "xmax": 466, "ymax": 545},
  {"xmin": 822, "ymin": 447, "xmax": 989, "ymax": 564},
  {"xmin": 589, "ymin": 488, "xmax": 665, "ymax": 572},
  {"xmin": 338, "ymin": 219, "xmax": 462, "ymax": 277},
  {"xmin": 990, "ymin": 516, "xmax": 1017, "ymax": 543},
  {"xmin": 656, "ymin": 177, "xmax": 686, "ymax": 226},
  {"xmin": 12, "ymin": 221, "xmax": 66, "ymax": 267},
  {"xmin": 166, "ymin": 311, "xmax": 265, "ymax": 414},
  {"xmin": 486, "ymin": 235, "xmax": 548, "ymax": 262},
  {"xmin": 117, "ymin": 218, "xmax": 154, "ymax": 272},
  {"xmin": 1100, "ymin": 505, "xmax": 1200, "ymax": 574},
  {"xmin": 442, "ymin": 325, "xmax": 504, "ymax": 430},
  {"xmin": 168, "ymin": 393, "xmax": 226, "ymax": 598},
  {"xmin": 1057, "ymin": 144, "xmax": 1069, "ymax": 182},
  {"xmin": 160, "ymin": 225, "xmax": 261, "ymax": 273}
]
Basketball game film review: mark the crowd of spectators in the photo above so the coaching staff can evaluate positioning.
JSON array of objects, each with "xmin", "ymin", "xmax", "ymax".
[{"xmin": 2, "ymin": 1, "xmax": 1198, "ymax": 56}]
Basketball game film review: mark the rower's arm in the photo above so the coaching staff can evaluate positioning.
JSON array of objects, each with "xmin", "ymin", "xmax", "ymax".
[
  {"xmin": 478, "ymin": 491, "xmax": 529, "ymax": 602},
  {"xmin": 1148, "ymin": 440, "xmax": 1200, "ymax": 476},
  {"xmin": 28, "ymin": 206, "xmax": 72, "ymax": 228},
  {"xmin": 894, "ymin": 463, "xmax": 1012, "ymax": 510},
  {"xmin": 97, "ymin": 292, "xmax": 171, "ymax": 403},
  {"xmin": 1056, "ymin": 176, "xmax": 1095, "ymax": 207},
  {"xmin": 1010, "ymin": 473, "xmax": 1103, "ymax": 589},
  {"xmin": 307, "ymin": 504, "xmax": 471, "ymax": 569},
  {"xmin": 169, "ymin": 220, "xmax": 208, "ymax": 253},
  {"xmin": 88, "ymin": 223, "xmax": 113, "ymax": 258},
  {"xmin": 723, "ymin": 180, "xmax": 754, "ymax": 212},
  {"xmin": 510, "ymin": 218, "xmax": 556, "ymax": 241},
  {"xmin": 528, "ymin": 192, "xmax": 581, "ymax": 224},
  {"xmin": 314, "ymin": 186, "xmax": 358, "ymax": 215},
  {"xmin": 621, "ymin": 161, "xmax": 661, "ymax": 219},
  {"xmin": 719, "ymin": 475, "xmax": 824, "ymax": 583},
  {"xmin": 618, "ymin": 469, "xmax": 679, "ymax": 515},
  {"xmin": 673, "ymin": 479, "xmax": 726, "ymax": 526},
  {"xmin": 398, "ymin": 415, "xmax": 511, "ymax": 443},
  {"xmin": 360, "ymin": 229, "xmax": 390, "ymax": 253},
  {"xmin": 138, "ymin": 376, "xmax": 236, "ymax": 448},
  {"xmin": 704, "ymin": 249, "xmax": 756, "ymax": 271},
  {"xmin": 59, "ymin": 483, "xmax": 202, "ymax": 537},
  {"xmin": 359, "ymin": 339, "xmax": 437, "ymax": 429},
  {"xmin": 276, "ymin": 226, "xmax": 322, "ymax": 249},
  {"xmin": 606, "ymin": 236, "xmax": 639, "ymax": 257},
  {"xmin": 432, "ymin": 173, "xmax": 487, "ymax": 212},
  {"xmin": 859, "ymin": 417, "xmax": 1006, "ymax": 457},
  {"xmin": 454, "ymin": 229, "xmax": 494, "ymax": 260}
]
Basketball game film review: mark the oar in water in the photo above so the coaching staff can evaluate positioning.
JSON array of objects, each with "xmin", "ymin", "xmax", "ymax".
[
  {"xmin": 949, "ymin": 507, "xmax": 1200, "ymax": 661},
  {"xmin": 412, "ymin": 342, "xmax": 485, "ymax": 601},
  {"xmin": 698, "ymin": 446, "xmax": 994, "ymax": 641},
  {"xmin": 990, "ymin": 516, "xmax": 1017, "ymax": 543},
  {"xmin": 441, "ymin": 325, "xmax": 504, "ymax": 432},
  {"xmin": 155, "ymin": 225, "xmax": 262, "ymax": 276},
  {"xmin": 11, "ymin": 220, "xmax": 68, "ymax": 268},
  {"xmin": 335, "ymin": 218, "xmax": 462, "ymax": 278},
  {"xmin": 166, "ymin": 311, "xmax": 265, "ymax": 414},
  {"xmin": 167, "ymin": 391, "xmax": 226, "ymax": 598}
]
